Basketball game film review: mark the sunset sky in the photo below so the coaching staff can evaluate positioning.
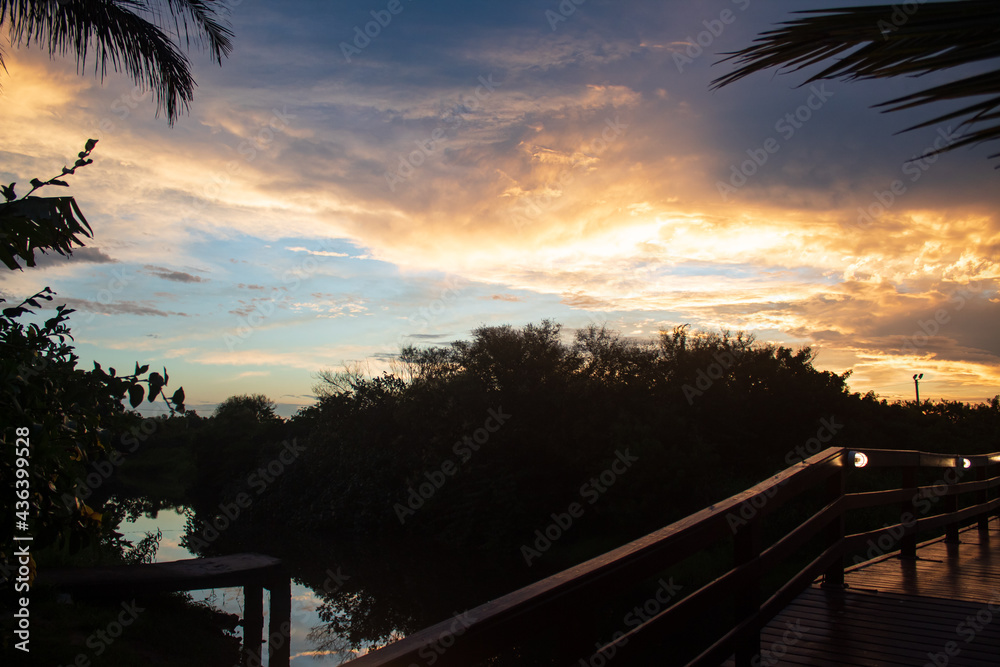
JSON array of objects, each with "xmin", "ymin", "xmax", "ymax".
[{"xmin": 2, "ymin": 0, "xmax": 998, "ymax": 416}]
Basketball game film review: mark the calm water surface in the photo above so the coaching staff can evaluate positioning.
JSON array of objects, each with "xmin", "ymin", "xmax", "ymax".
[{"xmin": 119, "ymin": 506, "xmax": 376, "ymax": 665}]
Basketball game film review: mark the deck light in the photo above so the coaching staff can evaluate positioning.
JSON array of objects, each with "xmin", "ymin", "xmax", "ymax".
[
  {"xmin": 851, "ymin": 451, "xmax": 869, "ymax": 468},
  {"xmin": 961, "ymin": 458, "xmax": 972, "ymax": 469}
]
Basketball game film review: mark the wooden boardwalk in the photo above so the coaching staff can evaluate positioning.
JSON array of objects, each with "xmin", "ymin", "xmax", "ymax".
[
  {"xmin": 346, "ymin": 447, "xmax": 1000, "ymax": 667},
  {"xmin": 746, "ymin": 519, "xmax": 1000, "ymax": 666}
]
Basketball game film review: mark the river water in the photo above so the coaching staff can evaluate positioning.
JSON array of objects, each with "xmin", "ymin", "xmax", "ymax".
[
  {"xmin": 120, "ymin": 506, "xmax": 378, "ymax": 665},
  {"xmin": 116, "ymin": 499, "xmax": 600, "ymax": 666}
]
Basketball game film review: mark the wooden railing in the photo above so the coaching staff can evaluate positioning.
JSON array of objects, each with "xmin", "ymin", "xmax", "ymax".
[
  {"xmin": 39, "ymin": 552, "xmax": 290, "ymax": 667},
  {"xmin": 345, "ymin": 446, "xmax": 1000, "ymax": 666}
]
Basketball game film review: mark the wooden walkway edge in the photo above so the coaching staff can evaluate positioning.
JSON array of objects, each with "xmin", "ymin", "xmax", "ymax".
[{"xmin": 38, "ymin": 552, "xmax": 290, "ymax": 667}]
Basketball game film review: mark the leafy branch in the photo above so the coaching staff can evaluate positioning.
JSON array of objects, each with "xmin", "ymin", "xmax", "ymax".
[
  {"xmin": 0, "ymin": 137, "xmax": 187, "ymax": 558},
  {"xmin": 3, "ymin": 139, "xmax": 99, "ymax": 202},
  {"xmin": 1, "ymin": 287, "xmax": 186, "ymax": 416},
  {"xmin": 0, "ymin": 139, "xmax": 98, "ymax": 270}
]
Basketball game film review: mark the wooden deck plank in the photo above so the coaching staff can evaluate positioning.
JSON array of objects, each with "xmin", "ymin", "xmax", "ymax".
[
  {"xmin": 843, "ymin": 525, "xmax": 1000, "ymax": 605},
  {"xmin": 772, "ymin": 591, "xmax": 1000, "ymax": 665},
  {"xmin": 724, "ymin": 518, "xmax": 1000, "ymax": 666}
]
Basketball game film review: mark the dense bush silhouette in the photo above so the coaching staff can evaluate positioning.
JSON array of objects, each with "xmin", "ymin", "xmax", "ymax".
[
  {"xmin": 138, "ymin": 321, "xmax": 998, "ymax": 575},
  {"xmin": 204, "ymin": 321, "xmax": 994, "ymax": 574}
]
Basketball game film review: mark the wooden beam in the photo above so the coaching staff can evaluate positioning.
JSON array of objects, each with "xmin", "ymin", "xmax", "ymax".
[
  {"xmin": 267, "ymin": 571, "xmax": 292, "ymax": 667},
  {"xmin": 39, "ymin": 553, "xmax": 283, "ymax": 594},
  {"xmin": 243, "ymin": 582, "xmax": 263, "ymax": 667},
  {"xmin": 37, "ymin": 553, "xmax": 289, "ymax": 665}
]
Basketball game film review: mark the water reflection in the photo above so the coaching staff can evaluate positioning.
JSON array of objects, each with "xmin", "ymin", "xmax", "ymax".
[
  {"xmin": 117, "ymin": 504, "xmax": 362, "ymax": 664},
  {"xmin": 112, "ymin": 495, "xmax": 552, "ymax": 664}
]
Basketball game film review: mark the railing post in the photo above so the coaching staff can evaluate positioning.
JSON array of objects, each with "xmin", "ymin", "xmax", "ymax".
[
  {"xmin": 267, "ymin": 569, "xmax": 292, "ymax": 667},
  {"xmin": 945, "ymin": 459, "xmax": 961, "ymax": 545},
  {"xmin": 978, "ymin": 463, "xmax": 990, "ymax": 534},
  {"xmin": 243, "ymin": 582, "xmax": 264, "ymax": 667},
  {"xmin": 733, "ymin": 514, "xmax": 762, "ymax": 667},
  {"xmin": 900, "ymin": 465, "xmax": 918, "ymax": 560},
  {"xmin": 822, "ymin": 460, "xmax": 846, "ymax": 589}
]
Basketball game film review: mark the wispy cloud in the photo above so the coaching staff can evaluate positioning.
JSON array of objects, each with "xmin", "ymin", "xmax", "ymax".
[
  {"xmin": 235, "ymin": 370, "xmax": 271, "ymax": 379},
  {"xmin": 51, "ymin": 298, "xmax": 190, "ymax": 318},
  {"xmin": 29, "ymin": 247, "xmax": 116, "ymax": 268},
  {"xmin": 285, "ymin": 246, "xmax": 350, "ymax": 257},
  {"xmin": 2, "ymin": 1, "xmax": 996, "ymax": 406},
  {"xmin": 144, "ymin": 266, "xmax": 209, "ymax": 283}
]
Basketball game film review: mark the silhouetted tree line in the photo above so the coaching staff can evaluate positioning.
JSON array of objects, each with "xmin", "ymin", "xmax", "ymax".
[{"xmin": 126, "ymin": 321, "xmax": 999, "ymax": 570}]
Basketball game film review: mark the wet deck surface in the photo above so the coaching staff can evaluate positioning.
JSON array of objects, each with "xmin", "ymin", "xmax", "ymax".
[{"xmin": 727, "ymin": 518, "xmax": 1000, "ymax": 666}]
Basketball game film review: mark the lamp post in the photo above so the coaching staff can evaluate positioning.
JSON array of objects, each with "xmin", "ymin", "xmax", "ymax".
[{"xmin": 913, "ymin": 373, "xmax": 923, "ymax": 403}]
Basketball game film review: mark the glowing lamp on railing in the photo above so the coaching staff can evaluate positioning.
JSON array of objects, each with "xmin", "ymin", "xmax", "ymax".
[
  {"xmin": 961, "ymin": 458, "xmax": 972, "ymax": 469},
  {"xmin": 851, "ymin": 451, "xmax": 869, "ymax": 468}
]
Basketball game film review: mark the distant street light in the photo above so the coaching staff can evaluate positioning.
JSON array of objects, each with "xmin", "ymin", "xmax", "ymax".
[{"xmin": 913, "ymin": 373, "xmax": 924, "ymax": 403}]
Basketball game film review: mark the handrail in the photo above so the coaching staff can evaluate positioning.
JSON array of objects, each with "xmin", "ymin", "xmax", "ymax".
[{"xmin": 343, "ymin": 445, "xmax": 1000, "ymax": 666}]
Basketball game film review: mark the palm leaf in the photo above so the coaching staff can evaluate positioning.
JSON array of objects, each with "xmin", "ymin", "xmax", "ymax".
[
  {"xmin": 159, "ymin": 0, "xmax": 234, "ymax": 63},
  {"xmin": 0, "ymin": 0, "xmax": 233, "ymax": 123},
  {"xmin": 0, "ymin": 196, "xmax": 92, "ymax": 270},
  {"xmin": 711, "ymin": 0, "xmax": 1000, "ymax": 164}
]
